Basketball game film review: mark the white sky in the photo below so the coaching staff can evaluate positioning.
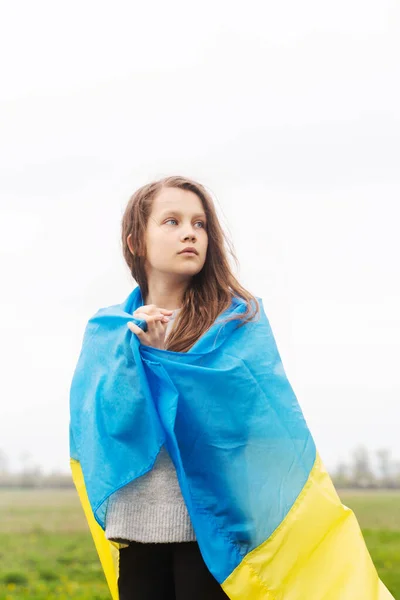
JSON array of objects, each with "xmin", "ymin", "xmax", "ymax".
[{"xmin": 0, "ymin": 0, "xmax": 399, "ymax": 474}]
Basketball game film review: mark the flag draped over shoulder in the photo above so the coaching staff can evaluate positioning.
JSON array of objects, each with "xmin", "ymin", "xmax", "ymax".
[{"xmin": 69, "ymin": 285, "xmax": 394, "ymax": 600}]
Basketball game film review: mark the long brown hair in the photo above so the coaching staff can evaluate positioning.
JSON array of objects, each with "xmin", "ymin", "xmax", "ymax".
[{"xmin": 121, "ymin": 175, "xmax": 260, "ymax": 352}]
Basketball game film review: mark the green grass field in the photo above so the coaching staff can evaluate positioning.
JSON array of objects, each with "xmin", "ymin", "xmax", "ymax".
[{"xmin": 0, "ymin": 488, "xmax": 398, "ymax": 599}]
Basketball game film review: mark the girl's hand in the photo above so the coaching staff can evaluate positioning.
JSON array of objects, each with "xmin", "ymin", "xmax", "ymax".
[{"xmin": 127, "ymin": 304, "xmax": 174, "ymax": 350}]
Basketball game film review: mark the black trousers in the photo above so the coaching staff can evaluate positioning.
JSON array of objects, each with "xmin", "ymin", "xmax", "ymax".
[{"xmin": 118, "ymin": 540, "xmax": 230, "ymax": 600}]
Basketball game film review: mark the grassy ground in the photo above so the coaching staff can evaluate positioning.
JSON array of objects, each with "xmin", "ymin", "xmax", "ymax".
[
  {"xmin": 337, "ymin": 490, "xmax": 400, "ymax": 596},
  {"xmin": 0, "ymin": 488, "xmax": 398, "ymax": 598},
  {"xmin": 0, "ymin": 490, "xmax": 107, "ymax": 599}
]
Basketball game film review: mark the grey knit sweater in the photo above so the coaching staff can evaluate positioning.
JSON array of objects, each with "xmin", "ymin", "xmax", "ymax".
[{"xmin": 105, "ymin": 308, "xmax": 197, "ymax": 544}]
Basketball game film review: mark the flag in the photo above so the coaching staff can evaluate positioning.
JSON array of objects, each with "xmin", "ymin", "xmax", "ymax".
[{"xmin": 69, "ymin": 285, "xmax": 394, "ymax": 599}]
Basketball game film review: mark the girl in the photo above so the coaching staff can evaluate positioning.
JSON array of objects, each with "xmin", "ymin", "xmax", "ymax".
[
  {"xmin": 70, "ymin": 175, "xmax": 393, "ymax": 600},
  {"xmin": 106, "ymin": 175, "xmax": 259, "ymax": 599}
]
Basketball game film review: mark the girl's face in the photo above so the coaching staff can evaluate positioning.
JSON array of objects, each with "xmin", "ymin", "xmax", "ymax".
[{"xmin": 143, "ymin": 187, "xmax": 208, "ymax": 281}]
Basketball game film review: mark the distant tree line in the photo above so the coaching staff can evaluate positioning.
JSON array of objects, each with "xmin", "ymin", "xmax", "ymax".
[
  {"xmin": 331, "ymin": 446, "xmax": 400, "ymax": 489},
  {"xmin": 0, "ymin": 446, "xmax": 399, "ymax": 489},
  {"xmin": 0, "ymin": 449, "xmax": 73, "ymax": 489}
]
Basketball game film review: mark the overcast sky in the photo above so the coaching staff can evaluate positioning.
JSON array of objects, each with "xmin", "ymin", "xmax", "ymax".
[{"xmin": 0, "ymin": 0, "xmax": 399, "ymax": 475}]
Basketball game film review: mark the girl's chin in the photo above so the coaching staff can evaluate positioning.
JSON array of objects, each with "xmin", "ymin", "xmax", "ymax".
[{"xmin": 172, "ymin": 264, "xmax": 203, "ymax": 276}]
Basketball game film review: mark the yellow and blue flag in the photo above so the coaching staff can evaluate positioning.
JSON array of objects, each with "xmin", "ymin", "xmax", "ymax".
[{"xmin": 69, "ymin": 285, "xmax": 394, "ymax": 599}]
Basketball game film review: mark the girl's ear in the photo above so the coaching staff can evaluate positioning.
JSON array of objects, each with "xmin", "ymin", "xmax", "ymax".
[{"xmin": 127, "ymin": 233, "xmax": 135, "ymax": 255}]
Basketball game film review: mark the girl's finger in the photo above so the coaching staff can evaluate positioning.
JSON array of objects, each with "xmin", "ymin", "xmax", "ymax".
[
  {"xmin": 127, "ymin": 322, "xmax": 143, "ymax": 335},
  {"xmin": 133, "ymin": 312, "xmax": 168, "ymax": 322},
  {"xmin": 148, "ymin": 314, "xmax": 169, "ymax": 324},
  {"xmin": 127, "ymin": 314, "xmax": 168, "ymax": 333},
  {"xmin": 133, "ymin": 306, "xmax": 174, "ymax": 316}
]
